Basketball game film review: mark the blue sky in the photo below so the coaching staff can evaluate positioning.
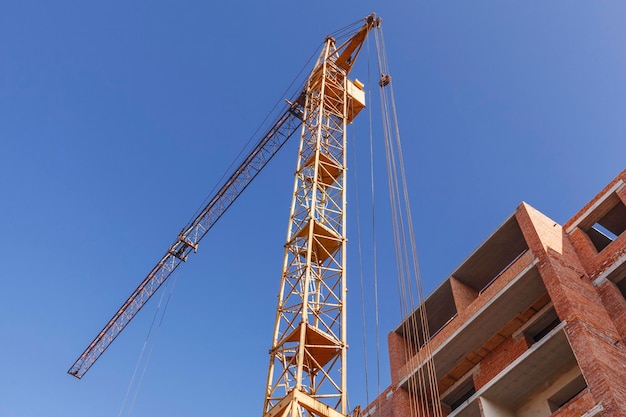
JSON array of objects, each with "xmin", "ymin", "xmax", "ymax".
[{"xmin": 1, "ymin": 1, "xmax": 625, "ymax": 416}]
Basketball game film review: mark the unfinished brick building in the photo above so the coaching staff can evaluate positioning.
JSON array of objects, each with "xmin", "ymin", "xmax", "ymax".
[{"xmin": 362, "ymin": 169, "xmax": 626, "ymax": 417}]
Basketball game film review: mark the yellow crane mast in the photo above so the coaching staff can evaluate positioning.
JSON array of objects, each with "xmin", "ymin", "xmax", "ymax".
[
  {"xmin": 69, "ymin": 13, "xmax": 381, "ymax": 417},
  {"xmin": 263, "ymin": 15, "xmax": 378, "ymax": 417}
]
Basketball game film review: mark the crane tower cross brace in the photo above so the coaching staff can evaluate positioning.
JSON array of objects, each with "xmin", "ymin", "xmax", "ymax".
[{"xmin": 69, "ymin": 13, "xmax": 381, "ymax": 417}]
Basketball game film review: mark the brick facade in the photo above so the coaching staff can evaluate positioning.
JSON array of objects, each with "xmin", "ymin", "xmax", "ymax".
[{"xmin": 362, "ymin": 169, "xmax": 626, "ymax": 417}]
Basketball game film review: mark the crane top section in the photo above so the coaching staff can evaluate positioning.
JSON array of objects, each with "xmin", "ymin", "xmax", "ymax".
[
  {"xmin": 305, "ymin": 13, "xmax": 379, "ymax": 123},
  {"xmin": 333, "ymin": 13, "xmax": 380, "ymax": 74}
]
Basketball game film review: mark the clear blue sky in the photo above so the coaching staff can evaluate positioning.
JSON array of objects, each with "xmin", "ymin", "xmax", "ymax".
[{"xmin": 1, "ymin": 2, "xmax": 624, "ymax": 416}]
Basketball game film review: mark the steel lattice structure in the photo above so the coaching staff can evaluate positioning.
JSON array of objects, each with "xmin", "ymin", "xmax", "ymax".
[
  {"xmin": 68, "ymin": 100, "xmax": 304, "ymax": 379},
  {"xmin": 68, "ymin": 14, "xmax": 380, "ymax": 417},
  {"xmin": 263, "ymin": 15, "xmax": 378, "ymax": 417}
]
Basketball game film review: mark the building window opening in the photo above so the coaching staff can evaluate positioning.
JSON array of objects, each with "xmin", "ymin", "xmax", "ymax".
[
  {"xmin": 616, "ymin": 276, "xmax": 626, "ymax": 300},
  {"xmin": 442, "ymin": 377, "xmax": 476, "ymax": 411},
  {"xmin": 398, "ymin": 279, "xmax": 457, "ymax": 357},
  {"xmin": 593, "ymin": 223, "xmax": 619, "ymax": 241},
  {"xmin": 547, "ymin": 374, "xmax": 587, "ymax": 412},
  {"xmin": 586, "ymin": 199, "xmax": 626, "ymax": 252},
  {"xmin": 452, "ymin": 216, "xmax": 529, "ymax": 294},
  {"xmin": 588, "ymin": 224, "xmax": 617, "ymax": 252},
  {"xmin": 450, "ymin": 386, "xmax": 475, "ymax": 410},
  {"xmin": 524, "ymin": 307, "xmax": 560, "ymax": 344}
]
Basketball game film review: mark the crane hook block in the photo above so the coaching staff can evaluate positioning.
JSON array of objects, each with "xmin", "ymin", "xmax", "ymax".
[{"xmin": 378, "ymin": 74, "xmax": 391, "ymax": 87}]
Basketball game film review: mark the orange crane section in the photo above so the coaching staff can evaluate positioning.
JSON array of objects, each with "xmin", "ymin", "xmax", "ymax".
[
  {"xmin": 263, "ymin": 15, "xmax": 379, "ymax": 417},
  {"xmin": 69, "ymin": 14, "xmax": 381, "ymax": 417}
]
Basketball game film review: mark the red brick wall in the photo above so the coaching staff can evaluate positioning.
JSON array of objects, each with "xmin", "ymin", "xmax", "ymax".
[
  {"xmin": 567, "ymin": 227, "xmax": 602, "ymax": 276},
  {"xmin": 391, "ymin": 388, "xmax": 444, "ymax": 417},
  {"xmin": 517, "ymin": 202, "xmax": 626, "ymax": 416},
  {"xmin": 360, "ymin": 388, "xmax": 394, "ymax": 417},
  {"xmin": 564, "ymin": 318, "xmax": 626, "ymax": 416},
  {"xmin": 374, "ymin": 171, "xmax": 626, "ymax": 417},
  {"xmin": 450, "ymin": 277, "xmax": 478, "ymax": 311},
  {"xmin": 387, "ymin": 332, "xmax": 407, "ymax": 386},
  {"xmin": 569, "ymin": 226, "xmax": 626, "ymax": 281},
  {"xmin": 551, "ymin": 389, "xmax": 596, "ymax": 417},
  {"xmin": 361, "ymin": 386, "xmax": 452, "ymax": 417},
  {"xmin": 596, "ymin": 279, "xmax": 626, "ymax": 341},
  {"xmin": 473, "ymin": 336, "xmax": 529, "ymax": 390},
  {"xmin": 517, "ymin": 203, "xmax": 617, "ymax": 338}
]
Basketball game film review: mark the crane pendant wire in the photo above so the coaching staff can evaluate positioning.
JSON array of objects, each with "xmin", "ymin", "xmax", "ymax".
[{"xmin": 374, "ymin": 26, "xmax": 443, "ymax": 417}]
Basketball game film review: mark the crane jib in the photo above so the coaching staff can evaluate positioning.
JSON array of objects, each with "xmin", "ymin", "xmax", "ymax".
[{"xmin": 67, "ymin": 101, "xmax": 303, "ymax": 379}]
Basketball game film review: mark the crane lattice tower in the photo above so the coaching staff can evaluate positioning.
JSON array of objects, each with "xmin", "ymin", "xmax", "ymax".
[{"xmin": 263, "ymin": 15, "xmax": 378, "ymax": 417}]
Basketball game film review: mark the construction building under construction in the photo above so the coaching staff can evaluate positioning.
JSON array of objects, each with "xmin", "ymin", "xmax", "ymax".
[{"xmin": 361, "ymin": 169, "xmax": 626, "ymax": 417}]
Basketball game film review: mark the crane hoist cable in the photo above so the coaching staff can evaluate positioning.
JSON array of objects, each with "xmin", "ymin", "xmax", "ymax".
[
  {"xmin": 117, "ymin": 274, "xmax": 179, "ymax": 417},
  {"xmin": 374, "ymin": 24, "xmax": 443, "ymax": 417}
]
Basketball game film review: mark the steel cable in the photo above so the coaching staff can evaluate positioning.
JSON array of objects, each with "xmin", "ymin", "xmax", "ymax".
[
  {"xmin": 374, "ymin": 24, "xmax": 443, "ymax": 417},
  {"xmin": 117, "ymin": 274, "xmax": 179, "ymax": 417}
]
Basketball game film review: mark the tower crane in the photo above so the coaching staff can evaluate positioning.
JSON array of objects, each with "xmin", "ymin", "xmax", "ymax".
[{"xmin": 69, "ymin": 13, "xmax": 382, "ymax": 417}]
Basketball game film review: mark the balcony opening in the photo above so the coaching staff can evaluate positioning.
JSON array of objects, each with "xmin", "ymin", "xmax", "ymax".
[
  {"xmin": 588, "ymin": 225, "xmax": 616, "ymax": 252},
  {"xmin": 396, "ymin": 279, "xmax": 457, "ymax": 355},
  {"xmin": 452, "ymin": 216, "xmax": 529, "ymax": 294},
  {"xmin": 442, "ymin": 376, "xmax": 476, "ymax": 411},
  {"xmin": 583, "ymin": 197, "xmax": 626, "ymax": 252},
  {"xmin": 547, "ymin": 374, "xmax": 587, "ymax": 413},
  {"xmin": 524, "ymin": 307, "xmax": 560, "ymax": 344}
]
